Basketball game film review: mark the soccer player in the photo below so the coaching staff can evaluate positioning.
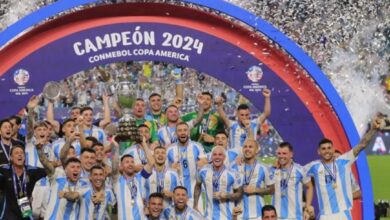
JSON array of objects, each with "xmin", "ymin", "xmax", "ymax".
[
  {"xmin": 9, "ymin": 115, "xmax": 25, "ymax": 146},
  {"xmin": 146, "ymin": 192, "xmax": 164, "ymax": 220},
  {"xmin": 163, "ymin": 186, "xmax": 205, "ymax": 220},
  {"xmin": 158, "ymin": 104, "xmax": 204, "ymax": 148},
  {"xmin": 270, "ymin": 142, "xmax": 314, "ymax": 220},
  {"xmin": 0, "ymin": 145, "xmax": 46, "ymax": 219},
  {"xmin": 262, "ymin": 205, "xmax": 278, "ymax": 220},
  {"xmin": 92, "ymin": 142, "xmax": 112, "ymax": 176},
  {"xmin": 216, "ymin": 88, "xmax": 271, "ymax": 149},
  {"xmin": 0, "ymin": 119, "xmax": 24, "ymax": 165},
  {"xmin": 79, "ymin": 165, "xmax": 116, "ymax": 220},
  {"xmin": 79, "ymin": 148, "xmax": 97, "ymax": 178},
  {"xmin": 144, "ymin": 146, "xmax": 181, "ymax": 207},
  {"xmin": 111, "ymin": 135, "xmax": 154, "ymax": 220},
  {"xmin": 194, "ymin": 146, "xmax": 243, "ymax": 220},
  {"xmin": 52, "ymin": 119, "xmax": 81, "ymax": 160},
  {"xmin": 80, "ymin": 106, "xmax": 108, "ymax": 145},
  {"xmin": 37, "ymin": 138, "xmax": 90, "ymax": 220},
  {"xmin": 145, "ymin": 67, "xmax": 184, "ymax": 129},
  {"xmin": 334, "ymin": 150, "xmax": 361, "ymax": 200},
  {"xmin": 205, "ymin": 131, "xmax": 242, "ymax": 167},
  {"xmin": 166, "ymin": 122, "xmax": 208, "ymax": 206},
  {"xmin": 231, "ymin": 139, "xmax": 274, "ymax": 219},
  {"xmin": 122, "ymin": 124, "xmax": 154, "ymax": 166},
  {"xmin": 305, "ymin": 117, "xmax": 381, "ymax": 220},
  {"xmin": 181, "ymin": 92, "xmax": 225, "ymax": 153}
]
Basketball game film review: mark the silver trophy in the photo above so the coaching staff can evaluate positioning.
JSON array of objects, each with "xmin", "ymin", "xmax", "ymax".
[
  {"xmin": 42, "ymin": 81, "xmax": 62, "ymax": 102},
  {"xmin": 98, "ymin": 64, "xmax": 140, "ymax": 143}
]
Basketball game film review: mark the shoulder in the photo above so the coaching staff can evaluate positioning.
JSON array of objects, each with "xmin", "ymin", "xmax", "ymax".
[
  {"xmin": 304, "ymin": 160, "xmax": 321, "ymax": 172},
  {"xmin": 92, "ymin": 125, "xmax": 104, "ymax": 132}
]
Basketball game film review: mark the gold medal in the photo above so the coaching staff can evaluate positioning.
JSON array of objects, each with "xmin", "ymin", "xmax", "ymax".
[
  {"xmin": 19, "ymin": 191, "xmax": 23, "ymax": 197},
  {"xmin": 332, "ymin": 183, "xmax": 337, "ymax": 189},
  {"xmin": 131, "ymin": 200, "xmax": 134, "ymax": 205}
]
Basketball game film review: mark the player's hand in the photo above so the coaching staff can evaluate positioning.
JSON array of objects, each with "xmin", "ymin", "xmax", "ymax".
[
  {"xmin": 163, "ymin": 190, "xmax": 173, "ymax": 198},
  {"xmin": 172, "ymin": 162, "xmax": 181, "ymax": 172},
  {"xmin": 201, "ymin": 134, "xmax": 214, "ymax": 143},
  {"xmin": 262, "ymin": 88, "xmax": 271, "ymax": 98},
  {"xmin": 233, "ymin": 206, "xmax": 242, "ymax": 215},
  {"xmin": 304, "ymin": 205, "xmax": 315, "ymax": 219},
  {"xmin": 172, "ymin": 97, "xmax": 183, "ymax": 107},
  {"xmin": 243, "ymin": 185, "xmax": 257, "ymax": 195},
  {"xmin": 242, "ymin": 119, "xmax": 251, "ymax": 129},
  {"xmin": 27, "ymin": 95, "xmax": 40, "ymax": 110},
  {"xmin": 134, "ymin": 164, "xmax": 144, "ymax": 173},
  {"xmin": 196, "ymin": 159, "xmax": 208, "ymax": 168},
  {"xmin": 197, "ymin": 94, "xmax": 204, "ymax": 105},
  {"xmin": 58, "ymin": 191, "xmax": 65, "ymax": 198},
  {"xmin": 235, "ymin": 156, "xmax": 243, "ymax": 166},
  {"xmin": 111, "ymin": 135, "xmax": 119, "ymax": 148},
  {"xmin": 373, "ymin": 116, "xmax": 383, "ymax": 130},
  {"xmin": 215, "ymin": 96, "xmax": 225, "ymax": 106}
]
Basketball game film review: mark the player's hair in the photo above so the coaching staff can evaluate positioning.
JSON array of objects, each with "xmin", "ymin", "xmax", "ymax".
[
  {"xmin": 92, "ymin": 142, "xmax": 104, "ymax": 149},
  {"xmin": 86, "ymin": 136, "xmax": 99, "ymax": 145},
  {"xmin": 80, "ymin": 106, "xmax": 93, "ymax": 114},
  {"xmin": 33, "ymin": 121, "xmax": 48, "ymax": 129},
  {"xmin": 121, "ymin": 154, "xmax": 134, "ymax": 162},
  {"xmin": 149, "ymin": 192, "xmax": 164, "ymax": 201},
  {"xmin": 81, "ymin": 148, "xmax": 96, "ymax": 155},
  {"xmin": 237, "ymin": 104, "xmax": 250, "ymax": 111},
  {"xmin": 90, "ymin": 165, "xmax": 104, "ymax": 174},
  {"xmin": 176, "ymin": 121, "xmax": 189, "ymax": 128},
  {"xmin": 173, "ymin": 186, "xmax": 188, "ymax": 194},
  {"xmin": 138, "ymin": 124, "xmax": 150, "ymax": 130},
  {"xmin": 149, "ymin": 93, "xmax": 161, "ymax": 100},
  {"xmin": 215, "ymin": 131, "xmax": 229, "ymax": 138},
  {"xmin": 278, "ymin": 142, "xmax": 293, "ymax": 152},
  {"xmin": 0, "ymin": 119, "xmax": 11, "ymax": 128},
  {"xmin": 318, "ymin": 138, "xmax": 333, "ymax": 148},
  {"xmin": 154, "ymin": 146, "xmax": 166, "ymax": 152},
  {"xmin": 261, "ymin": 205, "xmax": 277, "ymax": 216},
  {"xmin": 165, "ymin": 104, "xmax": 178, "ymax": 112},
  {"xmin": 10, "ymin": 145, "xmax": 24, "ymax": 156},
  {"xmin": 8, "ymin": 115, "xmax": 22, "ymax": 125},
  {"xmin": 64, "ymin": 157, "xmax": 81, "ymax": 168},
  {"xmin": 201, "ymin": 91, "xmax": 213, "ymax": 99}
]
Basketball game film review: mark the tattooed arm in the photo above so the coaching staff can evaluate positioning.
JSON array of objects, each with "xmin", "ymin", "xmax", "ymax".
[
  {"xmin": 111, "ymin": 136, "xmax": 120, "ymax": 183},
  {"xmin": 36, "ymin": 142, "xmax": 55, "ymax": 177}
]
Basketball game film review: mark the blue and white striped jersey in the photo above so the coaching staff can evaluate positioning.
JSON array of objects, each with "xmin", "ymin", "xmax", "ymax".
[
  {"xmin": 44, "ymin": 172, "xmax": 90, "ymax": 220},
  {"xmin": 83, "ymin": 125, "xmax": 108, "ymax": 145},
  {"xmin": 163, "ymin": 205, "xmax": 205, "ymax": 220},
  {"xmin": 122, "ymin": 144, "xmax": 148, "ymax": 165},
  {"xmin": 25, "ymin": 141, "xmax": 54, "ymax": 168},
  {"xmin": 228, "ymin": 119, "xmax": 259, "ymax": 149},
  {"xmin": 197, "ymin": 165, "xmax": 242, "ymax": 220},
  {"xmin": 305, "ymin": 150, "xmax": 356, "ymax": 216},
  {"xmin": 166, "ymin": 141, "xmax": 206, "ymax": 200},
  {"xmin": 52, "ymin": 138, "xmax": 81, "ymax": 160},
  {"xmin": 231, "ymin": 160, "xmax": 274, "ymax": 219},
  {"xmin": 79, "ymin": 187, "xmax": 116, "ymax": 220},
  {"xmin": 158, "ymin": 126, "xmax": 177, "ymax": 147},
  {"xmin": 143, "ymin": 167, "xmax": 181, "ymax": 207},
  {"xmin": 270, "ymin": 163, "xmax": 310, "ymax": 219}
]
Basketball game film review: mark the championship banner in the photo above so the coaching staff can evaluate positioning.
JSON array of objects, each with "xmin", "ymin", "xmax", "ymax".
[{"xmin": 0, "ymin": 2, "xmax": 372, "ymax": 219}]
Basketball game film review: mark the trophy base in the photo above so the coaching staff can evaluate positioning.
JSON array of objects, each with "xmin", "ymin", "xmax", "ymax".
[{"xmin": 116, "ymin": 114, "xmax": 141, "ymax": 143}]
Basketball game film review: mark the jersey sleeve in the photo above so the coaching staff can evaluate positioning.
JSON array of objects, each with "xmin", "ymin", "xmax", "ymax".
[{"xmin": 339, "ymin": 149, "xmax": 357, "ymax": 166}]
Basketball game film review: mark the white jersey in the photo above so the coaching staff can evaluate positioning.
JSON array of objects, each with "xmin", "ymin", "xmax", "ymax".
[
  {"xmin": 163, "ymin": 205, "xmax": 205, "ymax": 220},
  {"xmin": 143, "ymin": 167, "xmax": 181, "ymax": 207},
  {"xmin": 79, "ymin": 187, "xmax": 116, "ymax": 220},
  {"xmin": 270, "ymin": 163, "xmax": 310, "ymax": 219},
  {"xmin": 44, "ymin": 172, "xmax": 90, "ymax": 220},
  {"xmin": 166, "ymin": 141, "xmax": 206, "ymax": 200},
  {"xmin": 52, "ymin": 138, "xmax": 81, "ymax": 160},
  {"xmin": 197, "ymin": 165, "xmax": 242, "ymax": 220},
  {"xmin": 122, "ymin": 144, "xmax": 148, "ymax": 165},
  {"xmin": 305, "ymin": 150, "xmax": 356, "ymax": 216},
  {"xmin": 32, "ymin": 177, "xmax": 51, "ymax": 219},
  {"xmin": 113, "ymin": 171, "xmax": 151, "ymax": 220},
  {"xmin": 158, "ymin": 121, "xmax": 196, "ymax": 147},
  {"xmin": 83, "ymin": 125, "xmax": 108, "ymax": 145},
  {"xmin": 228, "ymin": 119, "xmax": 259, "ymax": 149},
  {"xmin": 25, "ymin": 141, "xmax": 54, "ymax": 168},
  {"xmin": 158, "ymin": 125, "xmax": 177, "ymax": 147},
  {"xmin": 231, "ymin": 160, "xmax": 274, "ymax": 219}
]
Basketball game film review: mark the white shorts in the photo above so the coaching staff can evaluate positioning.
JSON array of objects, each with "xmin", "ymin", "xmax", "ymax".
[{"xmin": 319, "ymin": 210, "xmax": 352, "ymax": 220}]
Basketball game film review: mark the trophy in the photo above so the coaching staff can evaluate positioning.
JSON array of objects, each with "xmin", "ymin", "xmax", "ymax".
[
  {"xmin": 98, "ymin": 65, "xmax": 141, "ymax": 143},
  {"xmin": 42, "ymin": 81, "xmax": 62, "ymax": 102}
]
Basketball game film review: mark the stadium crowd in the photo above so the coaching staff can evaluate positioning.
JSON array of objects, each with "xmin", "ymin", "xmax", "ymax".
[{"xmin": 0, "ymin": 61, "xmax": 383, "ymax": 220}]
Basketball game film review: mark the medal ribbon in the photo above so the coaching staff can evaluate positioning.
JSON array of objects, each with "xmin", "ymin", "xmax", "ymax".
[
  {"xmin": 136, "ymin": 144, "xmax": 147, "ymax": 165},
  {"xmin": 127, "ymin": 177, "xmax": 137, "ymax": 203},
  {"xmin": 165, "ymin": 126, "xmax": 177, "ymax": 144},
  {"xmin": 12, "ymin": 166, "xmax": 27, "ymax": 198},
  {"xmin": 1, "ymin": 140, "xmax": 12, "ymax": 162},
  {"xmin": 244, "ymin": 160, "xmax": 257, "ymax": 185},
  {"xmin": 321, "ymin": 160, "xmax": 337, "ymax": 184},
  {"xmin": 155, "ymin": 166, "xmax": 167, "ymax": 193},
  {"xmin": 212, "ymin": 166, "xmax": 225, "ymax": 192},
  {"xmin": 281, "ymin": 162, "xmax": 294, "ymax": 194}
]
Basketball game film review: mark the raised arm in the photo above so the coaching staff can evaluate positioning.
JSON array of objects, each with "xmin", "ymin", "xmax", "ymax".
[
  {"xmin": 60, "ymin": 134, "xmax": 76, "ymax": 167},
  {"xmin": 257, "ymin": 88, "xmax": 271, "ymax": 125},
  {"xmin": 174, "ymin": 69, "xmax": 184, "ymax": 108},
  {"xmin": 98, "ymin": 93, "xmax": 112, "ymax": 129},
  {"xmin": 111, "ymin": 136, "xmax": 120, "ymax": 182},
  {"xmin": 46, "ymin": 100, "xmax": 60, "ymax": 134},
  {"xmin": 215, "ymin": 96, "xmax": 231, "ymax": 128},
  {"xmin": 26, "ymin": 95, "xmax": 39, "ymax": 141},
  {"xmin": 36, "ymin": 140, "xmax": 55, "ymax": 177},
  {"xmin": 140, "ymin": 137, "xmax": 155, "ymax": 173},
  {"xmin": 353, "ymin": 117, "xmax": 382, "ymax": 157}
]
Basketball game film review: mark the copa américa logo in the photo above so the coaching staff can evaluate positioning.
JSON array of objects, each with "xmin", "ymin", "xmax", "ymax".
[
  {"xmin": 13, "ymin": 69, "xmax": 30, "ymax": 86},
  {"xmin": 246, "ymin": 66, "xmax": 263, "ymax": 83}
]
